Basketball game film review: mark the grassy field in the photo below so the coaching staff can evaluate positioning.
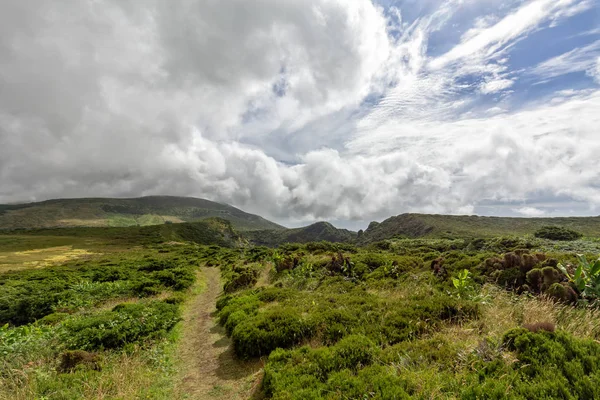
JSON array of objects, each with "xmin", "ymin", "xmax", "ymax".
[{"xmin": 3, "ymin": 221, "xmax": 600, "ymax": 399}]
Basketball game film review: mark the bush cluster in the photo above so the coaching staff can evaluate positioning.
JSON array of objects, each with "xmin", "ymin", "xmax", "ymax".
[
  {"xmin": 217, "ymin": 281, "xmax": 479, "ymax": 359},
  {"xmin": 0, "ymin": 252, "xmax": 196, "ymax": 326},
  {"xmin": 463, "ymin": 328, "xmax": 600, "ymax": 399},
  {"xmin": 262, "ymin": 335, "xmax": 412, "ymax": 399},
  {"xmin": 535, "ymin": 226, "xmax": 583, "ymax": 241},
  {"xmin": 479, "ymin": 250, "xmax": 578, "ymax": 302},
  {"xmin": 63, "ymin": 300, "xmax": 180, "ymax": 350}
]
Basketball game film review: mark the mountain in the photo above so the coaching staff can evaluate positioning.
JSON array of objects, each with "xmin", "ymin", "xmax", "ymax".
[
  {"xmin": 245, "ymin": 221, "xmax": 357, "ymax": 246},
  {"xmin": 0, "ymin": 196, "xmax": 284, "ymax": 231},
  {"xmin": 361, "ymin": 213, "xmax": 600, "ymax": 241},
  {"xmin": 3, "ymin": 217, "xmax": 246, "ymax": 248}
]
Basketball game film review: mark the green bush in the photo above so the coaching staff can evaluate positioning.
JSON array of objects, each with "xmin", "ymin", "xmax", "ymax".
[
  {"xmin": 462, "ymin": 329, "xmax": 600, "ymax": 399},
  {"xmin": 231, "ymin": 308, "xmax": 314, "ymax": 359},
  {"xmin": 535, "ymin": 226, "xmax": 583, "ymax": 241},
  {"xmin": 262, "ymin": 337, "xmax": 410, "ymax": 400},
  {"xmin": 64, "ymin": 301, "xmax": 180, "ymax": 350},
  {"xmin": 217, "ymin": 293, "xmax": 261, "ymax": 326},
  {"xmin": 331, "ymin": 335, "xmax": 378, "ymax": 371},
  {"xmin": 223, "ymin": 264, "xmax": 260, "ymax": 293}
]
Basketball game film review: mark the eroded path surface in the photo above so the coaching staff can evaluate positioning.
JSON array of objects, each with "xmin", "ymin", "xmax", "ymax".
[{"xmin": 176, "ymin": 267, "xmax": 262, "ymax": 400}]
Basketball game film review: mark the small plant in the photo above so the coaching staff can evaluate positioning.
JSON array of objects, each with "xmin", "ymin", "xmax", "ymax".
[
  {"xmin": 558, "ymin": 254, "xmax": 600, "ymax": 303},
  {"xmin": 452, "ymin": 269, "xmax": 473, "ymax": 299}
]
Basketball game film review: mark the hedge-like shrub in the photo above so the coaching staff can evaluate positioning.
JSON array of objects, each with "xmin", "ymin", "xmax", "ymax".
[
  {"xmin": 64, "ymin": 301, "xmax": 180, "ymax": 350},
  {"xmin": 231, "ymin": 308, "xmax": 314, "ymax": 359},
  {"xmin": 534, "ymin": 226, "xmax": 583, "ymax": 241}
]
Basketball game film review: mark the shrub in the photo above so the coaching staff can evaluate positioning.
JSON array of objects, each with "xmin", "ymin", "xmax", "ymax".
[
  {"xmin": 262, "ymin": 339, "xmax": 410, "ymax": 400},
  {"xmin": 311, "ymin": 309, "xmax": 360, "ymax": 344},
  {"xmin": 64, "ymin": 301, "xmax": 180, "ymax": 350},
  {"xmin": 223, "ymin": 265, "xmax": 260, "ymax": 293},
  {"xmin": 231, "ymin": 308, "xmax": 314, "ymax": 359},
  {"xmin": 58, "ymin": 350, "xmax": 101, "ymax": 373},
  {"xmin": 132, "ymin": 279, "xmax": 162, "ymax": 297},
  {"xmin": 332, "ymin": 335, "xmax": 378, "ymax": 371},
  {"xmin": 535, "ymin": 226, "xmax": 583, "ymax": 241},
  {"xmin": 164, "ymin": 292, "xmax": 186, "ymax": 305},
  {"xmin": 217, "ymin": 294, "xmax": 261, "ymax": 326}
]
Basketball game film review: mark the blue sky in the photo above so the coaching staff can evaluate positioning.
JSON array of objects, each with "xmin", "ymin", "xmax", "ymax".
[{"xmin": 1, "ymin": 0, "xmax": 600, "ymax": 229}]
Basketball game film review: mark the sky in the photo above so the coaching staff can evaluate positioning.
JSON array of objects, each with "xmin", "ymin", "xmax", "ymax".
[{"xmin": 0, "ymin": 0, "xmax": 599, "ymax": 229}]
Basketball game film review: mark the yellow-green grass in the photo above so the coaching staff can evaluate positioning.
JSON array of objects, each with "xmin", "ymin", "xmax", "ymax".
[{"xmin": 0, "ymin": 235, "xmax": 102, "ymax": 272}]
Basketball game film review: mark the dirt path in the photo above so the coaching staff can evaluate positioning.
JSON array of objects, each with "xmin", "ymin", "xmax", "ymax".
[{"xmin": 176, "ymin": 267, "xmax": 262, "ymax": 400}]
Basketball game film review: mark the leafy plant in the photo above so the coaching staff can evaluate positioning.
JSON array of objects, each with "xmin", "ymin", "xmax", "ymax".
[
  {"xmin": 452, "ymin": 269, "xmax": 473, "ymax": 299},
  {"xmin": 558, "ymin": 254, "xmax": 600, "ymax": 302}
]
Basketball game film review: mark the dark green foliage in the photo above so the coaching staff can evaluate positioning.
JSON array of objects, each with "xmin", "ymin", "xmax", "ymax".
[
  {"xmin": 380, "ymin": 297, "xmax": 480, "ymax": 344},
  {"xmin": 58, "ymin": 350, "xmax": 101, "ymax": 373},
  {"xmin": 231, "ymin": 308, "xmax": 314, "ymax": 359},
  {"xmin": 0, "ymin": 253, "xmax": 196, "ymax": 325},
  {"xmin": 64, "ymin": 301, "xmax": 180, "ymax": 350},
  {"xmin": 311, "ymin": 309, "xmax": 359, "ymax": 345},
  {"xmin": 535, "ymin": 226, "xmax": 583, "ymax": 241},
  {"xmin": 492, "ymin": 328, "xmax": 600, "ymax": 399},
  {"xmin": 331, "ymin": 335, "xmax": 378, "ymax": 371},
  {"xmin": 223, "ymin": 264, "xmax": 260, "ymax": 293},
  {"xmin": 262, "ymin": 337, "xmax": 410, "ymax": 400}
]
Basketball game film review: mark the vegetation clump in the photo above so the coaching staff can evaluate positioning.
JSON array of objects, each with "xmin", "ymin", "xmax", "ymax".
[
  {"xmin": 535, "ymin": 226, "xmax": 583, "ymax": 241},
  {"xmin": 64, "ymin": 300, "xmax": 180, "ymax": 350}
]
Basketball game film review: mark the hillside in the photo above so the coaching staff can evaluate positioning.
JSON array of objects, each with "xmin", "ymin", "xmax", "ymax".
[
  {"xmin": 245, "ymin": 221, "xmax": 357, "ymax": 246},
  {"xmin": 0, "ymin": 196, "xmax": 283, "ymax": 231},
  {"xmin": 361, "ymin": 213, "xmax": 600, "ymax": 241},
  {"xmin": 0, "ymin": 217, "xmax": 246, "ymax": 248}
]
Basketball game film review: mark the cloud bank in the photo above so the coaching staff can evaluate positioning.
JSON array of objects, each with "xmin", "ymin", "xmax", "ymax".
[{"xmin": 0, "ymin": 0, "xmax": 599, "ymax": 226}]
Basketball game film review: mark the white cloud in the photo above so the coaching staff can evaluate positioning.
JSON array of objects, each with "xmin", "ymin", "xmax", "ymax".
[
  {"xmin": 593, "ymin": 57, "xmax": 600, "ymax": 83},
  {"xmin": 429, "ymin": 0, "xmax": 586, "ymax": 70},
  {"xmin": 513, "ymin": 207, "xmax": 546, "ymax": 217},
  {"xmin": 480, "ymin": 78, "xmax": 514, "ymax": 94},
  {"xmin": 0, "ymin": 0, "xmax": 598, "ymax": 226},
  {"xmin": 530, "ymin": 39, "xmax": 600, "ymax": 81}
]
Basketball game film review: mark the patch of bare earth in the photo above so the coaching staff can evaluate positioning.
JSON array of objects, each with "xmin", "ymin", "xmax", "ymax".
[{"xmin": 176, "ymin": 267, "xmax": 262, "ymax": 400}]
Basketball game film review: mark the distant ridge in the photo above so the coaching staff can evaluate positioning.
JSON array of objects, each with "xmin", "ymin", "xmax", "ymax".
[
  {"xmin": 245, "ymin": 221, "xmax": 357, "ymax": 246},
  {"xmin": 0, "ymin": 196, "xmax": 284, "ymax": 231},
  {"xmin": 361, "ymin": 213, "xmax": 600, "ymax": 241}
]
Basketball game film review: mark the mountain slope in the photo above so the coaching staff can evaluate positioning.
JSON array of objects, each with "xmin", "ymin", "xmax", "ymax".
[
  {"xmin": 361, "ymin": 213, "xmax": 600, "ymax": 241},
  {"xmin": 245, "ymin": 221, "xmax": 357, "ymax": 246},
  {"xmin": 2, "ymin": 217, "xmax": 245, "ymax": 247},
  {"xmin": 0, "ymin": 196, "xmax": 283, "ymax": 231}
]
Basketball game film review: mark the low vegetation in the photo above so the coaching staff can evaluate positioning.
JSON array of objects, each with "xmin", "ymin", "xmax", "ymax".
[
  {"xmin": 3, "ymin": 211, "xmax": 600, "ymax": 399},
  {"xmin": 211, "ymin": 237, "xmax": 600, "ymax": 399}
]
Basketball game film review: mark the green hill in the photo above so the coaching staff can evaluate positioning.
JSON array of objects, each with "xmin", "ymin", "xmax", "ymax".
[
  {"xmin": 361, "ymin": 213, "xmax": 600, "ymax": 241},
  {"xmin": 245, "ymin": 221, "xmax": 357, "ymax": 246},
  {"xmin": 1, "ymin": 217, "xmax": 246, "ymax": 248},
  {"xmin": 0, "ymin": 196, "xmax": 284, "ymax": 231}
]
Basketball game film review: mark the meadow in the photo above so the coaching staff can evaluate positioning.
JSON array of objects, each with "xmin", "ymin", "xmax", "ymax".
[{"xmin": 2, "ymin": 224, "xmax": 600, "ymax": 399}]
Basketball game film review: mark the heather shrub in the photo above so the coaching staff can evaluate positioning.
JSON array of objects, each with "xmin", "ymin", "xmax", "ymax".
[
  {"xmin": 223, "ymin": 264, "xmax": 260, "ymax": 293},
  {"xmin": 262, "ymin": 336, "xmax": 410, "ymax": 400},
  {"xmin": 535, "ymin": 226, "xmax": 583, "ymax": 241},
  {"xmin": 463, "ymin": 329, "xmax": 600, "ymax": 399},
  {"xmin": 217, "ymin": 293, "xmax": 261, "ymax": 326},
  {"xmin": 58, "ymin": 350, "xmax": 101, "ymax": 373},
  {"xmin": 231, "ymin": 307, "xmax": 315, "ymax": 359},
  {"xmin": 63, "ymin": 301, "xmax": 180, "ymax": 350}
]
